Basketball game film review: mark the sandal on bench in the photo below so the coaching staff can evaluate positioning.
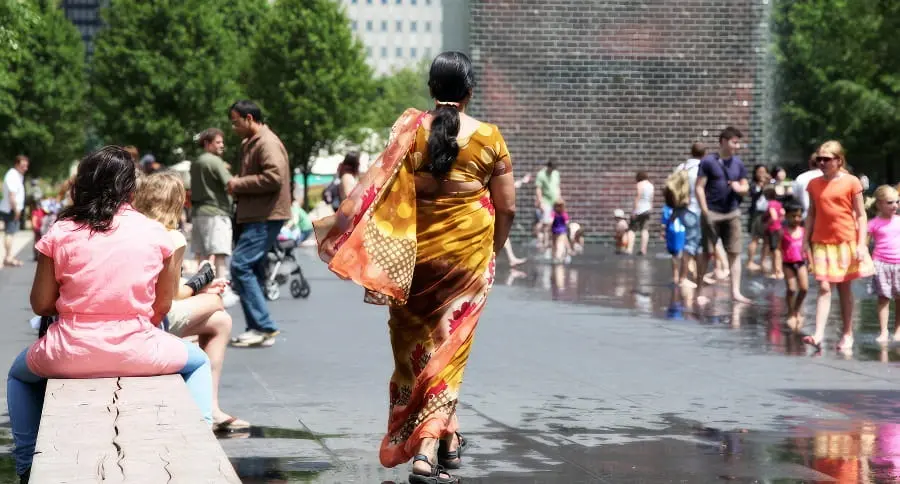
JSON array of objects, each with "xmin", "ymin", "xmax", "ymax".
[
  {"xmin": 409, "ymin": 454, "xmax": 459, "ymax": 484},
  {"xmin": 438, "ymin": 432, "xmax": 468, "ymax": 469}
]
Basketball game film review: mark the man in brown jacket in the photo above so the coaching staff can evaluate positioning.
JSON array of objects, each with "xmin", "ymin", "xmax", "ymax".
[{"xmin": 226, "ymin": 100, "xmax": 291, "ymax": 347}]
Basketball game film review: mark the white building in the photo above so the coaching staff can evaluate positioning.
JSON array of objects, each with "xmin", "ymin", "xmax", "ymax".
[{"xmin": 340, "ymin": 0, "xmax": 443, "ymax": 76}]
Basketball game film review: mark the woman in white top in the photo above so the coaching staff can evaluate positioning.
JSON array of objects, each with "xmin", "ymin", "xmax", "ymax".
[{"xmin": 627, "ymin": 171, "xmax": 654, "ymax": 256}]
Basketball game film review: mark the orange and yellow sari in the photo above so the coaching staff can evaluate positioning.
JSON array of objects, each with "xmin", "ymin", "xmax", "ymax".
[{"xmin": 315, "ymin": 108, "xmax": 511, "ymax": 467}]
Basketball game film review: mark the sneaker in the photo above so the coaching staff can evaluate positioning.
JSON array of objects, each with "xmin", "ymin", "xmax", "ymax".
[
  {"xmin": 232, "ymin": 329, "xmax": 260, "ymax": 343},
  {"xmin": 186, "ymin": 261, "xmax": 215, "ymax": 294},
  {"xmin": 231, "ymin": 330, "xmax": 279, "ymax": 347},
  {"xmin": 221, "ymin": 286, "xmax": 240, "ymax": 308}
]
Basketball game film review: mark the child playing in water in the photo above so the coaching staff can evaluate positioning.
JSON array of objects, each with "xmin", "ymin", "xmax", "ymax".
[
  {"xmin": 781, "ymin": 199, "xmax": 808, "ymax": 332},
  {"xmin": 868, "ymin": 185, "xmax": 900, "ymax": 344},
  {"xmin": 613, "ymin": 209, "xmax": 629, "ymax": 254},
  {"xmin": 660, "ymin": 204, "xmax": 686, "ymax": 285},
  {"xmin": 551, "ymin": 199, "xmax": 571, "ymax": 264},
  {"xmin": 764, "ymin": 185, "xmax": 785, "ymax": 279}
]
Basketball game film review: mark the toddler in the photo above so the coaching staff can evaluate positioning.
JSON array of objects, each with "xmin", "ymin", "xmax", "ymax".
[
  {"xmin": 660, "ymin": 205, "xmax": 686, "ymax": 285},
  {"xmin": 613, "ymin": 209, "xmax": 629, "ymax": 254},
  {"xmin": 551, "ymin": 199, "xmax": 571, "ymax": 263},
  {"xmin": 868, "ymin": 185, "xmax": 900, "ymax": 343},
  {"xmin": 781, "ymin": 200, "xmax": 808, "ymax": 332},
  {"xmin": 764, "ymin": 186, "xmax": 785, "ymax": 279}
]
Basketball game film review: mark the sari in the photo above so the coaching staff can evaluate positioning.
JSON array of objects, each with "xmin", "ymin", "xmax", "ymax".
[{"xmin": 315, "ymin": 109, "xmax": 511, "ymax": 467}]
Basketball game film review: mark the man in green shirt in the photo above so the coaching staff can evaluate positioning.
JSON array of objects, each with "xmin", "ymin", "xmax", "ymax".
[
  {"xmin": 534, "ymin": 160, "xmax": 561, "ymax": 250},
  {"xmin": 190, "ymin": 128, "xmax": 233, "ymax": 279}
]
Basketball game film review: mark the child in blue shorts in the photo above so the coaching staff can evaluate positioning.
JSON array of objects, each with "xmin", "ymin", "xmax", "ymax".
[{"xmin": 661, "ymin": 205, "xmax": 686, "ymax": 285}]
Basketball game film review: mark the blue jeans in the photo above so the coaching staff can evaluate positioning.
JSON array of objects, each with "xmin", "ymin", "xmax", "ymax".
[
  {"xmin": 231, "ymin": 220, "xmax": 283, "ymax": 333},
  {"xmin": 7, "ymin": 341, "xmax": 212, "ymax": 475}
]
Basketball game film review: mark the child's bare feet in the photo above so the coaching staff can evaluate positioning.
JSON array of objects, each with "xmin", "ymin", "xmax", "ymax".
[
  {"xmin": 837, "ymin": 334, "xmax": 854, "ymax": 351},
  {"xmin": 746, "ymin": 262, "xmax": 761, "ymax": 272},
  {"xmin": 877, "ymin": 332, "xmax": 890, "ymax": 344},
  {"xmin": 786, "ymin": 315, "xmax": 799, "ymax": 332},
  {"xmin": 893, "ymin": 331, "xmax": 900, "ymax": 343}
]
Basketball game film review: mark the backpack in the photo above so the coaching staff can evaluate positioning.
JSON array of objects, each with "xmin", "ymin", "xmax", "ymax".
[{"xmin": 664, "ymin": 168, "xmax": 690, "ymax": 209}]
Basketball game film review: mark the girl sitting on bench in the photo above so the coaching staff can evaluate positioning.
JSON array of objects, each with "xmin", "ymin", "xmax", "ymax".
[{"xmin": 6, "ymin": 146, "xmax": 213, "ymax": 483}]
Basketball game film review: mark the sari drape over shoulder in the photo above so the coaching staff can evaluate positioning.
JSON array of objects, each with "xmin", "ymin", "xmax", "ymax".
[{"xmin": 315, "ymin": 110, "xmax": 511, "ymax": 468}]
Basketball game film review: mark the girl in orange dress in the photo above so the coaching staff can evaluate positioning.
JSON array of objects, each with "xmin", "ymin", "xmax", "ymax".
[{"xmin": 803, "ymin": 140, "xmax": 874, "ymax": 351}]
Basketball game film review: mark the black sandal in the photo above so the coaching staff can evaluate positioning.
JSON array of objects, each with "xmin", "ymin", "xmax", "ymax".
[
  {"xmin": 437, "ymin": 432, "xmax": 468, "ymax": 469},
  {"xmin": 409, "ymin": 454, "xmax": 459, "ymax": 484}
]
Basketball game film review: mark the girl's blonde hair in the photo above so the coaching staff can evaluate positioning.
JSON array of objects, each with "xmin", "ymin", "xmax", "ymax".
[
  {"xmin": 817, "ymin": 140, "xmax": 847, "ymax": 171},
  {"xmin": 133, "ymin": 172, "xmax": 185, "ymax": 230},
  {"xmin": 553, "ymin": 198, "xmax": 566, "ymax": 211},
  {"xmin": 874, "ymin": 184, "xmax": 899, "ymax": 202}
]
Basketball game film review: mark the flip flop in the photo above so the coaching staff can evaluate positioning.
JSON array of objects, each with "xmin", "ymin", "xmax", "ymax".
[
  {"xmin": 802, "ymin": 335, "xmax": 822, "ymax": 352},
  {"xmin": 213, "ymin": 416, "xmax": 251, "ymax": 432},
  {"xmin": 409, "ymin": 455, "xmax": 458, "ymax": 484},
  {"xmin": 437, "ymin": 432, "xmax": 468, "ymax": 470}
]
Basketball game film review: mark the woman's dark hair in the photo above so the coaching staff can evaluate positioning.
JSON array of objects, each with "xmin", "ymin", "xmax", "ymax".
[
  {"xmin": 426, "ymin": 51, "xmax": 476, "ymax": 179},
  {"xmin": 635, "ymin": 171, "xmax": 649, "ymax": 182},
  {"xmin": 752, "ymin": 164, "xmax": 768, "ymax": 182},
  {"xmin": 341, "ymin": 152, "xmax": 360, "ymax": 176},
  {"xmin": 58, "ymin": 146, "xmax": 137, "ymax": 233}
]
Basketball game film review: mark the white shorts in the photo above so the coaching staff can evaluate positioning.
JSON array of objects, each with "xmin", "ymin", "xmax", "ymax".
[
  {"xmin": 167, "ymin": 299, "xmax": 193, "ymax": 336},
  {"xmin": 540, "ymin": 201, "xmax": 554, "ymax": 224},
  {"xmin": 192, "ymin": 215, "xmax": 232, "ymax": 257}
]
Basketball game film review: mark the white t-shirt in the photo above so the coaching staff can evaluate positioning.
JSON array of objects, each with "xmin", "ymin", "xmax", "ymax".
[
  {"xmin": 676, "ymin": 158, "xmax": 701, "ymax": 215},
  {"xmin": 0, "ymin": 168, "xmax": 25, "ymax": 214},
  {"xmin": 791, "ymin": 169, "xmax": 823, "ymax": 217}
]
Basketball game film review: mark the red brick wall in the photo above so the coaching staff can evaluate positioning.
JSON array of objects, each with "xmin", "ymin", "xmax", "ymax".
[{"xmin": 468, "ymin": 0, "xmax": 774, "ymax": 242}]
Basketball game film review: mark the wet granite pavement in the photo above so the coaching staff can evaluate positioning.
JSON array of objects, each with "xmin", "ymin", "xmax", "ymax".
[{"xmin": 1, "ymin": 241, "xmax": 900, "ymax": 483}]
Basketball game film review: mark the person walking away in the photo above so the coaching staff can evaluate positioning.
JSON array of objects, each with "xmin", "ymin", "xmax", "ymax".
[
  {"xmin": 868, "ymin": 185, "xmax": 900, "ymax": 344},
  {"xmin": 763, "ymin": 185, "xmax": 785, "ymax": 279},
  {"xmin": 134, "ymin": 172, "xmax": 249, "ymax": 431},
  {"xmin": 316, "ymin": 51, "xmax": 515, "ymax": 484},
  {"xmin": 626, "ymin": 171, "xmax": 654, "ymax": 255},
  {"xmin": 746, "ymin": 164, "xmax": 770, "ymax": 272},
  {"xmin": 338, "ymin": 152, "xmax": 361, "ymax": 202},
  {"xmin": 535, "ymin": 160, "xmax": 560, "ymax": 252},
  {"xmin": 791, "ymin": 152, "xmax": 822, "ymax": 218},
  {"xmin": 227, "ymin": 100, "xmax": 292, "ymax": 348},
  {"xmin": 671, "ymin": 142, "xmax": 704, "ymax": 287},
  {"xmin": 1, "ymin": 155, "xmax": 28, "ymax": 267},
  {"xmin": 781, "ymin": 199, "xmax": 808, "ymax": 333},
  {"xmin": 695, "ymin": 127, "xmax": 751, "ymax": 304},
  {"xmin": 551, "ymin": 199, "xmax": 571, "ymax": 264},
  {"xmin": 7, "ymin": 147, "xmax": 212, "ymax": 482},
  {"xmin": 661, "ymin": 204, "xmax": 686, "ymax": 285},
  {"xmin": 190, "ymin": 128, "xmax": 239, "ymax": 307},
  {"xmin": 802, "ymin": 141, "xmax": 873, "ymax": 352}
]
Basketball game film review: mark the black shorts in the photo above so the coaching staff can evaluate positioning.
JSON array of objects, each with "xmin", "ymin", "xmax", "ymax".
[
  {"xmin": 783, "ymin": 261, "xmax": 807, "ymax": 273},
  {"xmin": 766, "ymin": 229, "xmax": 782, "ymax": 251},
  {"xmin": 629, "ymin": 211, "xmax": 650, "ymax": 231}
]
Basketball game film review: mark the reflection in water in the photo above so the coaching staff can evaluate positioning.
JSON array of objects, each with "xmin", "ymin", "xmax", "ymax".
[{"xmin": 497, "ymin": 249, "xmax": 898, "ymax": 362}]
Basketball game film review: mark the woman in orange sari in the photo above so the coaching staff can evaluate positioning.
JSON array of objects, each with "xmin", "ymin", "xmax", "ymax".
[{"xmin": 315, "ymin": 52, "xmax": 516, "ymax": 483}]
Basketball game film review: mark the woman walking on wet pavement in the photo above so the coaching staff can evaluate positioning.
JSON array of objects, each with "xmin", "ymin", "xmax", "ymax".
[
  {"xmin": 803, "ymin": 141, "xmax": 874, "ymax": 352},
  {"xmin": 868, "ymin": 185, "xmax": 900, "ymax": 344},
  {"xmin": 315, "ymin": 52, "xmax": 515, "ymax": 484}
]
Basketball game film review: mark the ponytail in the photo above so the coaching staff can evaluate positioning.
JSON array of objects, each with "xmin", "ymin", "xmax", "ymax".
[{"xmin": 426, "ymin": 105, "xmax": 460, "ymax": 179}]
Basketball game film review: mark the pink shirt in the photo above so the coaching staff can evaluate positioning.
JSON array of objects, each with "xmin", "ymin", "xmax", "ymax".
[
  {"xmin": 869, "ymin": 215, "xmax": 900, "ymax": 264},
  {"xmin": 781, "ymin": 226, "xmax": 805, "ymax": 263},
  {"xmin": 27, "ymin": 205, "xmax": 188, "ymax": 378},
  {"xmin": 766, "ymin": 199, "xmax": 784, "ymax": 232}
]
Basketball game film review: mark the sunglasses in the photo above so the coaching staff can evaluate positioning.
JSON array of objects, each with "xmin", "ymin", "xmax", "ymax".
[{"xmin": 815, "ymin": 156, "xmax": 837, "ymax": 164}]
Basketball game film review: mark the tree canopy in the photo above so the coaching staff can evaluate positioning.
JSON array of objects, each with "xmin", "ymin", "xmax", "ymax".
[
  {"xmin": 775, "ymin": 0, "xmax": 900, "ymax": 181},
  {"xmin": 89, "ymin": 0, "xmax": 246, "ymax": 165},
  {"xmin": 245, "ymin": 0, "xmax": 372, "ymax": 170},
  {"xmin": 367, "ymin": 59, "xmax": 432, "ymax": 134}
]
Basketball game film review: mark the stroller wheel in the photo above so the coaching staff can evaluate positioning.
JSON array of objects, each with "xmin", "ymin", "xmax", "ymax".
[
  {"xmin": 265, "ymin": 280, "xmax": 281, "ymax": 301},
  {"xmin": 291, "ymin": 279, "xmax": 311, "ymax": 298}
]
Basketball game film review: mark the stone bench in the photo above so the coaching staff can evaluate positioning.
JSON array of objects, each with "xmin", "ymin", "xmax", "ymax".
[{"xmin": 30, "ymin": 375, "xmax": 241, "ymax": 483}]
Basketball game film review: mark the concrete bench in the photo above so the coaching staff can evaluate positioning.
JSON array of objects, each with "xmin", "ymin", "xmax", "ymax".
[{"xmin": 30, "ymin": 375, "xmax": 241, "ymax": 483}]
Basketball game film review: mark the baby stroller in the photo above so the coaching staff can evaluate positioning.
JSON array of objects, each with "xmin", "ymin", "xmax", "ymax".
[{"xmin": 263, "ymin": 236, "xmax": 311, "ymax": 301}]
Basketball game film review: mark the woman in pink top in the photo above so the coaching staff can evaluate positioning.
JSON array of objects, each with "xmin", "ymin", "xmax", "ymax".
[
  {"xmin": 6, "ymin": 147, "xmax": 213, "ymax": 481},
  {"xmin": 868, "ymin": 185, "xmax": 900, "ymax": 343}
]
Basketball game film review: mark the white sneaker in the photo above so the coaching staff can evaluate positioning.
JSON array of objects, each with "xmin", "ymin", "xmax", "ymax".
[
  {"xmin": 231, "ymin": 330, "xmax": 279, "ymax": 347},
  {"xmin": 221, "ymin": 286, "xmax": 240, "ymax": 308},
  {"xmin": 232, "ymin": 330, "xmax": 259, "ymax": 343}
]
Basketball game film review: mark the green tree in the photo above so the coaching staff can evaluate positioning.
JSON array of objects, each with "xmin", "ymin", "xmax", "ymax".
[
  {"xmin": 775, "ymin": 0, "xmax": 900, "ymax": 182},
  {"xmin": 367, "ymin": 59, "xmax": 432, "ymax": 134},
  {"xmin": 0, "ymin": 0, "xmax": 38, "ymax": 145},
  {"xmin": 245, "ymin": 0, "xmax": 373, "ymax": 173},
  {"xmin": 6, "ymin": 0, "xmax": 87, "ymax": 177},
  {"xmin": 90, "ymin": 0, "xmax": 244, "ymax": 165}
]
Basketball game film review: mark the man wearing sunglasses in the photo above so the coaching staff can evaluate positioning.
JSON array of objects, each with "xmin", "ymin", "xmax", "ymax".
[
  {"xmin": 696, "ymin": 127, "xmax": 751, "ymax": 304},
  {"xmin": 791, "ymin": 152, "xmax": 823, "ymax": 219}
]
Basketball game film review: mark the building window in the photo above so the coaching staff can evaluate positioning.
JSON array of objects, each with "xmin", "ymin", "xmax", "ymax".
[
  {"xmin": 366, "ymin": 20, "xmax": 373, "ymax": 31},
  {"xmin": 425, "ymin": 21, "xmax": 431, "ymax": 32},
  {"xmin": 396, "ymin": 47, "xmax": 403, "ymax": 57},
  {"xmin": 381, "ymin": 0, "xmax": 388, "ymax": 4},
  {"xmin": 381, "ymin": 20, "xmax": 387, "ymax": 31},
  {"xmin": 367, "ymin": 0, "xmax": 373, "ymax": 4},
  {"xmin": 410, "ymin": 47, "xmax": 417, "ymax": 58},
  {"xmin": 381, "ymin": 46, "xmax": 388, "ymax": 58},
  {"xmin": 395, "ymin": 20, "xmax": 402, "ymax": 32},
  {"xmin": 351, "ymin": 0, "xmax": 357, "ymax": 3},
  {"xmin": 410, "ymin": 21, "xmax": 417, "ymax": 32},
  {"xmin": 366, "ymin": 47, "xmax": 373, "ymax": 57},
  {"xmin": 352, "ymin": 20, "xmax": 358, "ymax": 31},
  {"xmin": 425, "ymin": 47, "xmax": 432, "ymax": 57},
  {"xmin": 411, "ymin": 0, "xmax": 417, "ymax": 4},
  {"xmin": 426, "ymin": 0, "xmax": 432, "ymax": 4},
  {"xmin": 396, "ymin": 0, "xmax": 401, "ymax": 4}
]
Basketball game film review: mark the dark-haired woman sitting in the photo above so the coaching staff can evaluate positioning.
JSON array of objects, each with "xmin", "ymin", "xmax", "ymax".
[
  {"xmin": 316, "ymin": 51, "xmax": 516, "ymax": 484},
  {"xmin": 6, "ymin": 146, "xmax": 212, "ymax": 482}
]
